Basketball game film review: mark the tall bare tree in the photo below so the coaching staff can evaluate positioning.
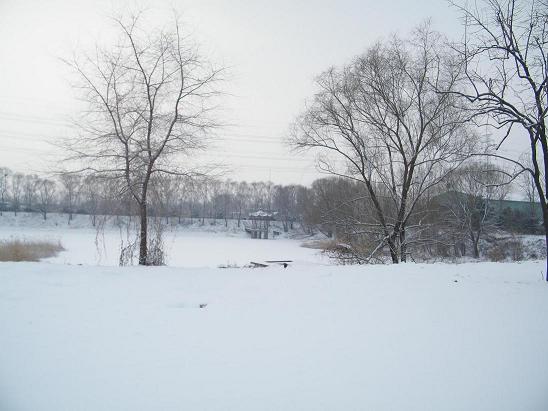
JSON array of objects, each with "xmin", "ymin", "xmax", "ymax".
[
  {"xmin": 65, "ymin": 11, "xmax": 223, "ymax": 265},
  {"xmin": 450, "ymin": 0, "xmax": 548, "ymax": 278},
  {"xmin": 292, "ymin": 25, "xmax": 475, "ymax": 263}
]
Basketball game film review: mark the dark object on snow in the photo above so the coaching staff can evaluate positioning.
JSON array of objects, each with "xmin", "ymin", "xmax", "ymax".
[
  {"xmin": 265, "ymin": 260, "xmax": 293, "ymax": 263},
  {"xmin": 199, "ymin": 303, "xmax": 208, "ymax": 309},
  {"xmin": 266, "ymin": 260, "xmax": 292, "ymax": 268},
  {"xmin": 250, "ymin": 260, "xmax": 292, "ymax": 268}
]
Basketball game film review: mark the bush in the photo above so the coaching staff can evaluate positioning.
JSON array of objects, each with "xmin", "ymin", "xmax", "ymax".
[
  {"xmin": 320, "ymin": 239, "xmax": 381, "ymax": 264},
  {"xmin": 486, "ymin": 238, "xmax": 525, "ymax": 262},
  {"xmin": 0, "ymin": 239, "xmax": 64, "ymax": 262},
  {"xmin": 507, "ymin": 240, "xmax": 524, "ymax": 261},
  {"xmin": 486, "ymin": 242, "xmax": 507, "ymax": 262}
]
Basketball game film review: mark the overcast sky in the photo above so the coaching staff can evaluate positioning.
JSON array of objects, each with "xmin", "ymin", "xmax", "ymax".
[{"xmin": 0, "ymin": 0, "xmax": 509, "ymax": 185}]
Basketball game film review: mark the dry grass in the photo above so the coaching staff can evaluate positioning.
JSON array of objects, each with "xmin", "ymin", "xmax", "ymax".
[
  {"xmin": 0, "ymin": 239, "xmax": 65, "ymax": 262},
  {"xmin": 300, "ymin": 240, "xmax": 333, "ymax": 250}
]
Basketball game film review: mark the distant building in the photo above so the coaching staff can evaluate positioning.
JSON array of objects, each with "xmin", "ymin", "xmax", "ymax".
[{"xmin": 433, "ymin": 191, "xmax": 543, "ymax": 234}]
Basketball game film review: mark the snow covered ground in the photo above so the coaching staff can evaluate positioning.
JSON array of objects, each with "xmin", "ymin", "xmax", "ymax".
[
  {"xmin": 0, "ymin": 213, "xmax": 326, "ymax": 267},
  {"xmin": 1, "ymin": 213, "xmax": 548, "ymax": 410},
  {"xmin": 1, "ymin": 261, "xmax": 548, "ymax": 410}
]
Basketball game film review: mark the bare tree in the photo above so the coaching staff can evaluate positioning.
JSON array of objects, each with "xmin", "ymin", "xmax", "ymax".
[
  {"xmin": 217, "ymin": 179, "xmax": 234, "ymax": 227},
  {"xmin": 10, "ymin": 172, "xmax": 24, "ymax": 216},
  {"xmin": 233, "ymin": 180, "xmax": 248, "ymax": 227},
  {"xmin": 173, "ymin": 176, "xmax": 192, "ymax": 223},
  {"xmin": 37, "ymin": 179, "xmax": 56, "ymax": 221},
  {"xmin": 82, "ymin": 175, "xmax": 101, "ymax": 226},
  {"xmin": 308, "ymin": 178, "xmax": 343, "ymax": 238},
  {"xmin": 292, "ymin": 24, "xmax": 475, "ymax": 263},
  {"xmin": 64, "ymin": 11, "xmax": 223, "ymax": 265},
  {"xmin": 150, "ymin": 175, "xmax": 178, "ymax": 224},
  {"xmin": 0, "ymin": 168, "xmax": 10, "ymax": 216},
  {"xmin": 197, "ymin": 177, "xmax": 210, "ymax": 224},
  {"xmin": 59, "ymin": 173, "xmax": 81, "ymax": 223},
  {"xmin": 440, "ymin": 162, "xmax": 509, "ymax": 258},
  {"xmin": 273, "ymin": 184, "xmax": 298, "ymax": 232},
  {"xmin": 450, "ymin": 0, "xmax": 548, "ymax": 278},
  {"xmin": 23, "ymin": 174, "xmax": 38, "ymax": 212}
]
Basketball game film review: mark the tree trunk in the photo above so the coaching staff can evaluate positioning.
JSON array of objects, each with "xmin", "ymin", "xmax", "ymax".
[
  {"xmin": 138, "ymin": 202, "xmax": 148, "ymax": 266},
  {"xmin": 543, "ymin": 208, "xmax": 548, "ymax": 282},
  {"xmin": 399, "ymin": 228, "xmax": 406, "ymax": 262},
  {"xmin": 544, "ymin": 230, "xmax": 548, "ymax": 282},
  {"xmin": 201, "ymin": 201, "xmax": 205, "ymax": 225},
  {"xmin": 387, "ymin": 237, "xmax": 399, "ymax": 264},
  {"xmin": 470, "ymin": 231, "xmax": 480, "ymax": 259}
]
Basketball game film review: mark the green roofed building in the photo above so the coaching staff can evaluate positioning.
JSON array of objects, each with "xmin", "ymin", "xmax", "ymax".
[{"xmin": 432, "ymin": 191, "xmax": 543, "ymax": 234}]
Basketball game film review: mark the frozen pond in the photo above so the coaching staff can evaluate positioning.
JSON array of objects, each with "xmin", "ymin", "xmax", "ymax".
[{"xmin": 0, "ymin": 217, "xmax": 326, "ymax": 267}]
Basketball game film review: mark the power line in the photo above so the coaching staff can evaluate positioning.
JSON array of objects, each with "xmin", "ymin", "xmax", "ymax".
[{"xmin": 0, "ymin": 113, "xmax": 74, "ymax": 128}]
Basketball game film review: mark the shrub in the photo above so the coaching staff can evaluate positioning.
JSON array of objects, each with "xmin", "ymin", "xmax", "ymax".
[
  {"xmin": 0, "ymin": 239, "xmax": 64, "ymax": 262},
  {"xmin": 486, "ymin": 238, "xmax": 525, "ymax": 262},
  {"xmin": 486, "ymin": 242, "xmax": 507, "ymax": 262},
  {"xmin": 507, "ymin": 239, "xmax": 524, "ymax": 261}
]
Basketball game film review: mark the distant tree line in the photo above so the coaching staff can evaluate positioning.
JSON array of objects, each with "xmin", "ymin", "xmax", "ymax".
[
  {"xmin": 0, "ymin": 168, "xmax": 306, "ymax": 230},
  {"xmin": 0, "ymin": 165, "xmax": 542, "ymax": 262}
]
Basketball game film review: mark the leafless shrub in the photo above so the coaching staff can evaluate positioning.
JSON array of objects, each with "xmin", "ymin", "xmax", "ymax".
[
  {"xmin": 485, "ymin": 237, "xmax": 524, "ymax": 262},
  {"xmin": 486, "ymin": 243, "xmax": 506, "ymax": 262},
  {"xmin": 119, "ymin": 240, "xmax": 138, "ymax": 266},
  {"xmin": 321, "ymin": 239, "xmax": 382, "ymax": 265},
  {"xmin": 146, "ymin": 218, "xmax": 166, "ymax": 266},
  {"xmin": 507, "ymin": 240, "xmax": 524, "ymax": 262}
]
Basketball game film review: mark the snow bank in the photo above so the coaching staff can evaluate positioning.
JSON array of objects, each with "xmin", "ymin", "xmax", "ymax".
[{"xmin": 1, "ymin": 261, "xmax": 547, "ymax": 410}]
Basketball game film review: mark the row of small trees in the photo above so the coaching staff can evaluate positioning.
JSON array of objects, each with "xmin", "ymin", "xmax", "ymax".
[
  {"xmin": 0, "ymin": 168, "xmax": 57, "ymax": 220},
  {"xmin": 0, "ymin": 168, "xmax": 307, "ymax": 228},
  {"xmin": 303, "ymin": 164, "xmax": 541, "ymax": 263}
]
